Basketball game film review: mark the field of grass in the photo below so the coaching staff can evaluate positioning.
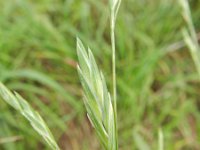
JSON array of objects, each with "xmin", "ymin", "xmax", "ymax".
[{"xmin": 1, "ymin": 0, "xmax": 200, "ymax": 149}]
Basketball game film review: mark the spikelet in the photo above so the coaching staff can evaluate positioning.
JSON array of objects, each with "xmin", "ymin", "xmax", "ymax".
[
  {"xmin": 77, "ymin": 38, "xmax": 117, "ymax": 149},
  {"xmin": 0, "ymin": 83, "xmax": 60, "ymax": 150}
]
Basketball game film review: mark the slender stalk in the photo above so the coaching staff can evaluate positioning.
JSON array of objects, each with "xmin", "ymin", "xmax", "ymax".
[
  {"xmin": 110, "ymin": 1, "xmax": 121, "ymax": 149},
  {"xmin": 111, "ymin": 12, "xmax": 117, "ymax": 120},
  {"xmin": 111, "ymin": 4, "xmax": 118, "ymax": 150}
]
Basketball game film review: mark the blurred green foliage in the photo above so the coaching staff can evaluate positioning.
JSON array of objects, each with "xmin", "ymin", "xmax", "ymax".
[{"xmin": 1, "ymin": 0, "xmax": 200, "ymax": 149}]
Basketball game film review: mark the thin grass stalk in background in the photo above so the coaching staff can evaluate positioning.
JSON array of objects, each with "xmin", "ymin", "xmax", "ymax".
[
  {"xmin": 110, "ymin": 0, "xmax": 121, "ymax": 149},
  {"xmin": 0, "ymin": 83, "xmax": 60, "ymax": 150},
  {"xmin": 179, "ymin": 0, "xmax": 200, "ymax": 76},
  {"xmin": 0, "ymin": 136, "xmax": 23, "ymax": 144}
]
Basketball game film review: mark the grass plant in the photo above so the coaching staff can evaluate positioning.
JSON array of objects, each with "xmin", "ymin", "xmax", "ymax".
[
  {"xmin": 0, "ymin": 83, "xmax": 59, "ymax": 150},
  {"xmin": 76, "ymin": 0, "xmax": 121, "ymax": 149}
]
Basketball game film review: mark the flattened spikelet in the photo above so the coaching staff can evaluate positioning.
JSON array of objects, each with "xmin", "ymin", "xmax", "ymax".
[
  {"xmin": 77, "ymin": 38, "xmax": 117, "ymax": 149},
  {"xmin": 0, "ymin": 83, "xmax": 60, "ymax": 150}
]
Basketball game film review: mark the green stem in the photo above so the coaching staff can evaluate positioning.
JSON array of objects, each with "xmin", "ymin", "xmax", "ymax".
[{"xmin": 111, "ymin": 12, "xmax": 118, "ymax": 150}]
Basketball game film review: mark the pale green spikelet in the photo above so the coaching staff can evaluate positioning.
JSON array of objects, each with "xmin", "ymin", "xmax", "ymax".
[
  {"xmin": 77, "ymin": 38, "xmax": 117, "ymax": 149},
  {"xmin": 0, "ymin": 83, "xmax": 60, "ymax": 150},
  {"xmin": 77, "ymin": 0, "xmax": 121, "ymax": 149}
]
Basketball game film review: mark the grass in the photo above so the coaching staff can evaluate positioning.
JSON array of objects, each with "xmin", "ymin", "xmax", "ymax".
[
  {"xmin": 77, "ymin": 38, "xmax": 116, "ymax": 149},
  {"xmin": 1, "ymin": 0, "xmax": 200, "ymax": 149},
  {"xmin": 180, "ymin": 0, "xmax": 200, "ymax": 76},
  {"xmin": 0, "ymin": 83, "xmax": 60, "ymax": 150},
  {"xmin": 77, "ymin": 0, "xmax": 121, "ymax": 149},
  {"xmin": 158, "ymin": 128, "xmax": 164, "ymax": 150}
]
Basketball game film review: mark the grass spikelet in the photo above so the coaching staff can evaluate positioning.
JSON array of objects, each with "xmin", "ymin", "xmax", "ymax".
[
  {"xmin": 77, "ymin": 38, "xmax": 117, "ymax": 149},
  {"xmin": 77, "ymin": 0, "xmax": 121, "ymax": 149},
  {"xmin": 0, "ymin": 83, "xmax": 60, "ymax": 150}
]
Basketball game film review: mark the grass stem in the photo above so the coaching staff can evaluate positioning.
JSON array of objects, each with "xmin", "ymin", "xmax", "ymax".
[{"xmin": 111, "ymin": 10, "xmax": 118, "ymax": 150}]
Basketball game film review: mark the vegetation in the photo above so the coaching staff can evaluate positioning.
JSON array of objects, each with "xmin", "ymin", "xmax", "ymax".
[
  {"xmin": 77, "ymin": 0, "xmax": 120, "ymax": 149},
  {"xmin": 0, "ymin": 83, "xmax": 59, "ymax": 150},
  {"xmin": 1, "ymin": 0, "xmax": 200, "ymax": 149}
]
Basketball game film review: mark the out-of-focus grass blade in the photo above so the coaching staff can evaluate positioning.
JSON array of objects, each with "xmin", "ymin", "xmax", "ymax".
[
  {"xmin": 0, "ymin": 136, "xmax": 23, "ymax": 144},
  {"xmin": 179, "ymin": 0, "xmax": 200, "ymax": 76},
  {"xmin": 1, "ymin": 69, "xmax": 80, "ymax": 110},
  {"xmin": 133, "ymin": 130, "xmax": 150, "ymax": 150},
  {"xmin": 158, "ymin": 128, "xmax": 164, "ymax": 150}
]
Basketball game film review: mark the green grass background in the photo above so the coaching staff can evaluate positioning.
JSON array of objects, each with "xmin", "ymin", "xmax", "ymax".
[{"xmin": 1, "ymin": 0, "xmax": 200, "ymax": 149}]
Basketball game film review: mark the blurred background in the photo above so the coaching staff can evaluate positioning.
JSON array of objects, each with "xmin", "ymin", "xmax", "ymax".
[{"xmin": 1, "ymin": 0, "xmax": 200, "ymax": 149}]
